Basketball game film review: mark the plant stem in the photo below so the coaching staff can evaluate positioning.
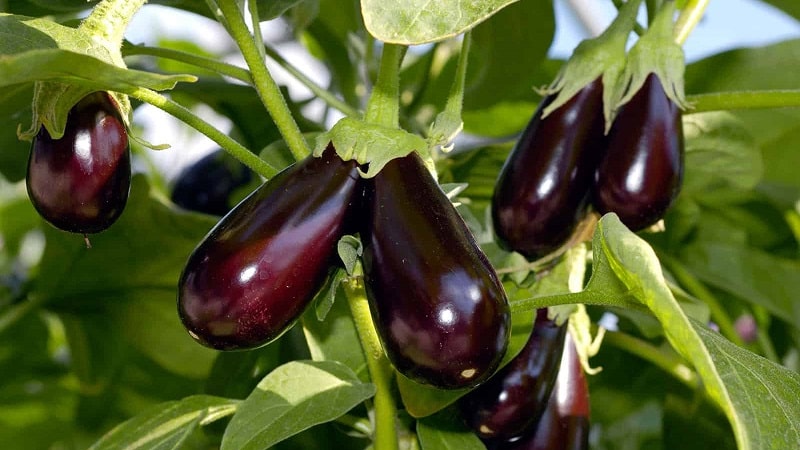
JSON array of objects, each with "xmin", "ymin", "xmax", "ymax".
[
  {"xmin": 263, "ymin": 46, "xmax": 361, "ymax": 117},
  {"xmin": 604, "ymin": 330, "xmax": 699, "ymax": 389},
  {"xmin": 125, "ymin": 87, "xmax": 278, "ymax": 178},
  {"xmin": 217, "ymin": 1, "xmax": 309, "ymax": 161},
  {"xmin": 343, "ymin": 278, "xmax": 398, "ymax": 450},
  {"xmin": 365, "ymin": 44, "xmax": 406, "ymax": 127},
  {"xmin": 79, "ymin": 0, "xmax": 148, "ymax": 51},
  {"xmin": 122, "ymin": 44, "xmax": 251, "ymax": 83},
  {"xmin": 510, "ymin": 290, "xmax": 647, "ymax": 315},
  {"xmin": 674, "ymin": 0, "xmax": 710, "ymax": 45},
  {"xmin": 685, "ymin": 90, "xmax": 800, "ymax": 113},
  {"xmin": 443, "ymin": 33, "xmax": 470, "ymax": 120},
  {"xmin": 658, "ymin": 254, "xmax": 745, "ymax": 347},
  {"xmin": 611, "ymin": 0, "xmax": 647, "ymax": 36}
]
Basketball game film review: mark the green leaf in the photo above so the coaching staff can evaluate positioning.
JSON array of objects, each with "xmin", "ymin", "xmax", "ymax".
[
  {"xmin": 680, "ymin": 242, "xmax": 800, "ymax": 327},
  {"xmin": 0, "ymin": 83, "xmax": 33, "ymax": 182},
  {"xmin": 590, "ymin": 214, "xmax": 800, "ymax": 450},
  {"xmin": 682, "ymin": 112, "xmax": 762, "ymax": 195},
  {"xmin": 258, "ymin": 0, "xmax": 306, "ymax": 21},
  {"xmin": 33, "ymin": 176, "xmax": 219, "ymax": 377},
  {"xmin": 89, "ymin": 395, "xmax": 238, "ymax": 450},
  {"xmin": 464, "ymin": 0, "xmax": 554, "ymax": 110},
  {"xmin": 462, "ymin": 101, "xmax": 536, "ymax": 137},
  {"xmin": 417, "ymin": 409, "xmax": 485, "ymax": 450},
  {"xmin": 337, "ymin": 234, "xmax": 363, "ymax": 276},
  {"xmin": 221, "ymin": 360, "xmax": 375, "ymax": 450},
  {"xmin": 361, "ymin": 0, "xmax": 520, "ymax": 45}
]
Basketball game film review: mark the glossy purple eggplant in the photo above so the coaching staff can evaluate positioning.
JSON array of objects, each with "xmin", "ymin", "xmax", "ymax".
[
  {"xmin": 27, "ymin": 92, "xmax": 131, "ymax": 234},
  {"xmin": 361, "ymin": 152, "xmax": 510, "ymax": 389},
  {"xmin": 459, "ymin": 309, "xmax": 567, "ymax": 442},
  {"xmin": 501, "ymin": 332, "xmax": 589, "ymax": 450},
  {"xmin": 171, "ymin": 150, "xmax": 254, "ymax": 216},
  {"xmin": 593, "ymin": 73, "xmax": 684, "ymax": 231},
  {"xmin": 178, "ymin": 145, "xmax": 361, "ymax": 350},
  {"xmin": 492, "ymin": 79, "xmax": 605, "ymax": 260}
]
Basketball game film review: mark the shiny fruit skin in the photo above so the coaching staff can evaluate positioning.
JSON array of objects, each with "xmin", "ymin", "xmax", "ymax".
[
  {"xmin": 26, "ymin": 92, "xmax": 131, "ymax": 234},
  {"xmin": 361, "ymin": 152, "xmax": 511, "ymax": 389},
  {"xmin": 178, "ymin": 145, "xmax": 360, "ymax": 350},
  {"xmin": 492, "ymin": 79, "xmax": 605, "ymax": 259},
  {"xmin": 593, "ymin": 73, "xmax": 684, "ymax": 231},
  {"xmin": 460, "ymin": 309, "xmax": 567, "ymax": 442},
  {"xmin": 501, "ymin": 332, "xmax": 589, "ymax": 450},
  {"xmin": 171, "ymin": 150, "xmax": 254, "ymax": 216}
]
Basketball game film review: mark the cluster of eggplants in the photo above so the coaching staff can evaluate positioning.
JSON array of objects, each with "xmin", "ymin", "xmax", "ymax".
[
  {"xmin": 458, "ymin": 309, "xmax": 566, "ymax": 444},
  {"xmin": 171, "ymin": 150, "xmax": 254, "ymax": 216},
  {"xmin": 178, "ymin": 148, "xmax": 510, "ymax": 390},
  {"xmin": 492, "ymin": 74, "xmax": 684, "ymax": 259},
  {"xmin": 27, "ymin": 92, "xmax": 131, "ymax": 234}
]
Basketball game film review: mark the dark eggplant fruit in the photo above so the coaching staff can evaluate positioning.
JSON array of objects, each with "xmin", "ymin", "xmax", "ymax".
[
  {"xmin": 178, "ymin": 145, "xmax": 361, "ymax": 350},
  {"xmin": 492, "ymin": 79, "xmax": 605, "ymax": 260},
  {"xmin": 459, "ymin": 309, "xmax": 567, "ymax": 442},
  {"xmin": 27, "ymin": 92, "xmax": 131, "ymax": 234},
  {"xmin": 361, "ymin": 152, "xmax": 511, "ymax": 389},
  {"xmin": 593, "ymin": 73, "xmax": 684, "ymax": 231},
  {"xmin": 171, "ymin": 150, "xmax": 254, "ymax": 216},
  {"xmin": 500, "ymin": 332, "xmax": 589, "ymax": 450}
]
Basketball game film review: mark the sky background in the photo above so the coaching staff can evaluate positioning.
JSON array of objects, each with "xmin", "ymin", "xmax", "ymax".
[{"xmin": 123, "ymin": 0, "xmax": 800, "ymax": 179}]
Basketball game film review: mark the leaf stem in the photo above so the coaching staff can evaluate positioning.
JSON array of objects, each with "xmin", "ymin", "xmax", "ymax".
[
  {"xmin": 343, "ymin": 278, "xmax": 398, "ymax": 450},
  {"xmin": 611, "ymin": 0, "xmax": 647, "ymax": 35},
  {"xmin": 604, "ymin": 330, "xmax": 700, "ymax": 388},
  {"xmin": 217, "ymin": 1, "xmax": 309, "ymax": 161},
  {"xmin": 122, "ymin": 44, "xmax": 251, "ymax": 83},
  {"xmin": 685, "ymin": 90, "xmax": 800, "ymax": 113},
  {"xmin": 365, "ymin": 44, "xmax": 406, "ymax": 127},
  {"xmin": 509, "ymin": 290, "xmax": 647, "ymax": 315},
  {"xmin": 262, "ymin": 46, "xmax": 361, "ymax": 118},
  {"xmin": 124, "ymin": 87, "xmax": 278, "ymax": 178},
  {"xmin": 674, "ymin": 0, "xmax": 710, "ymax": 45},
  {"xmin": 658, "ymin": 254, "xmax": 745, "ymax": 347}
]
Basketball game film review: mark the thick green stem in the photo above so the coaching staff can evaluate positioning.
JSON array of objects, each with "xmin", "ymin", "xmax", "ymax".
[
  {"xmin": 611, "ymin": 0, "xmax": 647, "ymax": 35},
  {"xmin": 217, "ymin": 1, "xmax": 309, "ymax": 161},
  {"xmin": 658, "ymin": 254, "xmax": 745, "ymax": 347},
  {"xmin": 604, "ymin": 330, "xmax": 699, "ymax": 388},
  {"xmin": 125, "ymin": 87, "xmax": 278, "ymax": 178},
  {"xmin": 674, "ymin": 0, "xmax": 710, "ymax": 45},
  {"xmin": 79, "ymin": 0, "xmax": 147, "ymax": 50},
  {"xmin": 343, "ymin": 278, "xmax": 398, "ymax": 450},
  {"xmin": 686, "ymin": 90, "xmax": 800, "ymax": 113},
  {"xmin": 365, "ymin": 44, "xmax": 406, "ymax": 127}
]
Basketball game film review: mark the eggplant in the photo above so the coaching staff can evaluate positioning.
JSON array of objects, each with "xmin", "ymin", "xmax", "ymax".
[
  {"xmin": 171, "ymin": 150, "xmax": 254, "ymax": 216},
  {"xmin": 593, "ymin": 73, "xmax": 684, "ymax": 231},
  {"xmin": 27, "ymin": 92, "xmax": 131, "ymax": 234},
  {"xmin": 501, "ymin": 331, "xmax": 590, "ymax": 450},
  {"xmin": 492, "ymin": 79, "xmax": 605, "ymax": 259},
  {"xmin": 459, "ymin": 309, "xmax": 567, "ymax": 442},
  {"xmin": 178, "ymin": 145, "xmax": 360, "ymax": 350},
  {"xmin": 361, "ymin": 152, "xmax": 510, "ymax": 389}
]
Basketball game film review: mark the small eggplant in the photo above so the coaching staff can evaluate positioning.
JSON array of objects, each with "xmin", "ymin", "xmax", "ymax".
[
  {"xmin": 171, "ymin": 150, "xmax": 254, "ymax": 216},
  {"xmin": 492, "ymin": 79, "xmax": 605, "ymax": 259},
  {"xmin": 27, "ymin": 92, "xmax": 131, "ymax": 234},
  {"xmin": 361, "ymin": 152, "xmax": 510, "ymax": 389},
  {"xmin": 593, "ymin": 73, "xmax": 684, "ymax": 231},
  {"xmin": 459, "ymin": 309, "xmax": 567, "ymax": 442},
  {"xmin": 178, "ymin": 145, "xmax": 360, "ymax": 350}
]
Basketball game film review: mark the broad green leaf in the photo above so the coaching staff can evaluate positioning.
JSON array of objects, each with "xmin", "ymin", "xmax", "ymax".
[
  {"xmin": 361, "ymin": 0, "xmax": 520, "ymax": 45},
  {"xmin": 464, "ymin": 0, "xmax": 555, "ymax": 110},
  {"xmin": 682, "ymin": 112, "xmax": 762, "ymax": 195},
  {"xmin": 32, "ymin": 176, "xmax": 219, "ymax": 377},
  {"xmin": 221, "ymin": 360, "xmax": 375, "ymax": 450},
  {"xmin": 417, "ymin": 409, "xmax": 485, "ymax": 450},
  {"xmin": 90, "ymin": 395, "xmax": 238, "ymax": 450},
  {"xmin": 589, "ymin": 214, "xmax": 800, "ymax": 450},
  {"xmin": 302, "ymin": 286, "xmax": 369, "ymax": 381},
  {"xmin": 462, "ymin": 101, "xmax": 536, "ymax": 137},
  {"xmin": 259, "ymin": 0, "xmax": 305, "ymax": 21},
  {"xmin": 680, "ymin": 242, "xmax": 800, "ymax": 327}
]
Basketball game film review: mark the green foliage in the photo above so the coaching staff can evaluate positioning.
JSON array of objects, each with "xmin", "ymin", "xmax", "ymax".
[{"xmin": 0, "ymin": 0, "xmax": 799, "ymax": 449}]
